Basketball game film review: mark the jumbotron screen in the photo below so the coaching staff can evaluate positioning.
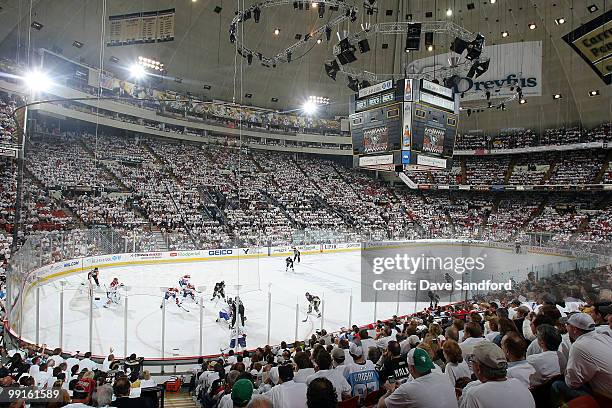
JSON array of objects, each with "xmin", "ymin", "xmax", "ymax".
[{"xmin": 350, "ymin": 102, "xmax": 403, "ymax": 155}]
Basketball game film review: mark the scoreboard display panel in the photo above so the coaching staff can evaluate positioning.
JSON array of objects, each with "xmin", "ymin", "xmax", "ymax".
[
  {"xmin": 350, "ymin": 78, "xmax": 459, "ymax": 172},
  {"xmin": 350, "ymin": 102, "xmax": 402, "ymax": 155},
  {"xmin": 410, "ymin": 103, "xmax": 457, "ymax": 158}
]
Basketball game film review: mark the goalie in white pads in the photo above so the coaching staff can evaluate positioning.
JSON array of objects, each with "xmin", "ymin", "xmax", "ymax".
[{"xmin": 105, "ymin": 278, "xmax": 124, "ymax": 307}]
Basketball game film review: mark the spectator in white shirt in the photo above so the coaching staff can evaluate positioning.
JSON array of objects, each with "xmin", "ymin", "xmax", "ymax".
[
  {"xmin": 460, "ymin": 322, "xmax": 486, "ymax": 370},
  {"xmin": 265, "ymin": 364, "xmax": 307, "ymax": 408},
  {"xmin": 442, "ymin": 339, "xmax": 471, "ymax": 386},
  {"xmin": 78, "ymin": 352, "xmax": 98, "ymax": 372},
  {"xmin": 484, "ymin": 318, "xmax": 500, "ymax": 342},
  {"xmin": 48, "ymin": 348, "xmax": 65, "ymax": 367},
  {"xmin": 378, "ymin": 348, "xmax": 457, "ymax": 408},
  {"xmin": 292, "ymin": 352, "xmax": 315, "ymax": 384},
  {"xmin": 552, "ymin": 313, "xmax": 612, "ymax": 405},
  {"xmin": 460, "ymin": 341, "xmax": 536, "ymax": 408},
  {"xmin": 306, "ymin": 350, "xmax": 351, "ymax": 401},
  {"xmin": 526, "ymin": 324, "xmax": 563, "ymax": 387},
  {"xmin": 501, "ymin": 332, "xmax": 535, "ymax": 388},
  {"xmin": 330, "ymin": 347, "xmax": 349, "ymax": 377}
]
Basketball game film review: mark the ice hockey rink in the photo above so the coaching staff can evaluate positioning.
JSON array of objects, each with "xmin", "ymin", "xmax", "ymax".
[{"xmin": 17, "ymin": 244, "xmax": 575, "ymax": 358}]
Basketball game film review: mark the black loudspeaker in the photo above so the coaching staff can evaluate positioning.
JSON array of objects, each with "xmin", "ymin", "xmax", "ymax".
[
  {"xmin": 405, "ymin": 23, "xmax": 422, "ymax": 51},
  {"xmin": 358, "ymin": 39, "xmax": 370, "ymax": 53}
]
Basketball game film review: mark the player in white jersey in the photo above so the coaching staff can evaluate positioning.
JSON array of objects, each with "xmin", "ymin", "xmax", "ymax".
[
  {"xmin": 178, "ymin": 274, "xmax": 190, "ymax": 288},
  {"xmin": 181, "ymin": 284, "xmax": 199, "ymax": 305},
  {"xmin": 229, "ymin": 326, "xmax": 247, "ymax": 350},
  {"xmin": 160, "ymin": 287, "xmax": 181, "ymax": 309}
]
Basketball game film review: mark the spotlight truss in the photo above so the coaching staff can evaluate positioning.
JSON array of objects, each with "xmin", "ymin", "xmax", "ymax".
[
  {"xmin": 229, "ymin": 0, "xmax": 357, "ymax": 66},
  {"xmin": 330, "ymin": 21, "xmax": 489, "ymax": 84}
]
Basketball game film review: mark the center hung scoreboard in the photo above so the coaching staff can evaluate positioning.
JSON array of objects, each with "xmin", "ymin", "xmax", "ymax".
[{"xmin": 349, "ymin": 78, "xmax": 459, "ymax": 172}]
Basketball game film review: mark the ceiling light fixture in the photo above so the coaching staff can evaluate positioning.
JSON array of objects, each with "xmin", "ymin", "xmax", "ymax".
[
  {"xmin": 273, "ymin": 28, "xmax": 280, "ymax": 35},
  {"xmin": 446, "ymin": 8, "xmax": 453, "ymax": 17},
  {"xmin": 528, "ymin": 23, "xmax": 536, "ymax": 30},
  {"xmin": 553, "ymin": 93, "xmax": 562, "ymax": 99},
  {"xmin": 501, "ymin": 31, "xmax": 509, "ymax": 38},
  {"xmin": 555, "ymin": 17, "xmax": 565, "ymax": 25},
  {"xmin": 588, "ymin": 90, "xmax": 600, "ymax": 96}
]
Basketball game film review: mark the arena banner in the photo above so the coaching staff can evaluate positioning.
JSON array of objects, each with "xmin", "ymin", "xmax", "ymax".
[
  {"xmin": 405, "ymin": 41, "xmax": 542, "ymax": 100},
  {"xmin": 563, "ymin": 9, "xmax": 612, "ymax": 85}
]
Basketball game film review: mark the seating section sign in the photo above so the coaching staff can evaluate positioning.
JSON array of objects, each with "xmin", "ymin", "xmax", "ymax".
[{"xmin": 563, "ymin": 10, "xmax": 612, "ymax": 85}]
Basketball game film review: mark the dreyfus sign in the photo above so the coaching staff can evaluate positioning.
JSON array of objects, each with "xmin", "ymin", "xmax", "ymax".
[{"xmin": 405, "ymin": 41, "xmax": 542, "ymax": 100}]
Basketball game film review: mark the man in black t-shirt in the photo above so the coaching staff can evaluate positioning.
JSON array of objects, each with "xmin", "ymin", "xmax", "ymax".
[{"xmin": 378, "ymin": 341, "xmax": 409, "ymax": 385}]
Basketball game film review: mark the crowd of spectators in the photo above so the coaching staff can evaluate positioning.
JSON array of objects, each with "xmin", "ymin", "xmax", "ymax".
[
  {"xmin": 455, "ymin": 123, "xmax": 611, "ymax": 151},
  {"xmin": 183, "ymin": 264, "xmax": 612, "ymax": 408}
]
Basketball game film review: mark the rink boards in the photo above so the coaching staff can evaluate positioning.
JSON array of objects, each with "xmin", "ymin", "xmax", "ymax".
[{"xmin": 6, "ymin": 239, "xmax": 583, "ymax": 361}]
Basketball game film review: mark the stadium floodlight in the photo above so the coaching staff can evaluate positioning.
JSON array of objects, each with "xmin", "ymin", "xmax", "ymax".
[
  {"xmin": 24, "ymin": 70, "xmax": 52, "ymax": 92},
  {"xmin": 302, "ymin": 100, "xmax": 317, "ymax": 115},
  {"xmin": 129, "ymin": 64, "xmax": 146, "ymax": 80}
]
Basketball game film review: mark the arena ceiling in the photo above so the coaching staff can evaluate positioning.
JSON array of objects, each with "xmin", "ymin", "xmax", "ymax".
[{"xmin": 0, "ymin": 0, "xmax": 609, "ymax": 132}]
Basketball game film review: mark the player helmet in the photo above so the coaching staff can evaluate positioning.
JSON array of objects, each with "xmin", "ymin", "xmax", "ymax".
[
  {"xmin": 305, "ymin": 292, "xmax": 310, "ymax": 297},
  {"xmin": 184, "ymin": 274, "xmax": 190, "ymax": 278},
  {"xmin": 113, "ymin": 278, "xmax": 118, "ymax": 282}
]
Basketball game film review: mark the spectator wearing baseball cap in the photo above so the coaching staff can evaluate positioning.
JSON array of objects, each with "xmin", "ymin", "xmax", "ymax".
[
  {"xmin": 64, "ymin": 379, "xmax": 94, "ymax": 408},
  {"xmin": 378, "ymin": 348, "xmax": 457, "ymax": 408},
  {"xmin": 344, "ymin": 342, "xmax": 379, "ymax": 401},
  {"xmin": 552, "ymin": 312, "xmax": 612, "ymax": 405},
  {"xmin": 230, "ymin": 378, "xmax": 254, "ymax": 407},
  {"xmin": 460, "ymin": 341, "xmax": 535, "ymax": 408}
]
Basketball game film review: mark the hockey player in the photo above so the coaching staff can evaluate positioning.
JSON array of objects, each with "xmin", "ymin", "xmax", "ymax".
[
  {"xmin": 229, "ymin": 326, "xmax": 247, "ymax": 351},
  {"xmin": 178, "ymin": 274, "xmax": 191, "ymax": 289},
  {"xmin": 216, "ymin": 298, "xmax": 233, "ymax": 326},
  {"xmin": 292, "ymin": 247, "xmax": 301, "ymax": 264},
  {"xmin": 211, "ymin": 281, "xmax": 226, "ymax": 301},
  {"xmin": 88, "ymin": 267, "xmax": 100, "ymax": 288},
  {"xmin": 305, "ymin": 292, "xmax": 321, "ymax": 318},
  {"xmin": 105, "ymin": 278, "xmax": 123, "ymax": 307},
  {"xmin": 160, "ymin": 287, "xmax": 180, "ymax": 309},
  {"xmin": 181, "ymin": 283, "xmax": 199, "ymax": 305},
  {"xmin": 285, "ymin": 256, "xmax": 294, "ymax": 272},
  {"xmin": 230, "ymin": 296, "xmax": 245, "ymax": 328}
]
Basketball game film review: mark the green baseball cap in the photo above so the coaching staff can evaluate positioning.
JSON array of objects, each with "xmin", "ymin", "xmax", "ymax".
[
  {"xmin": 231, "ymin": 379, "xmax": 254, "ymax": 407},
  {"xmin": 407, "ymin": 348, "xmax": 435, "ymax": 373}
]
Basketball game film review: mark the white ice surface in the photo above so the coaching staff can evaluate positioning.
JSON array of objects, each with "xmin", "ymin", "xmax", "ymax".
[{"xmin": 18, "ymin": 247, "xmax": 571, "ymax": 358}]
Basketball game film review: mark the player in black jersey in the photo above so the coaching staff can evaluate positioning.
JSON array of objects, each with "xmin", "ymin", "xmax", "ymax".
[
  {"xmin": 305, "ymin": 292, "xmax": 321, "ymax": 318},
  {"xmin": 285, "ymin": 256, "xmax": 294, "ymax": 272},
  {"xmin": 88, "ymin": 267, "xmax": 100, "ymax": 288},
  {"xmin": 211, "ymin": 281, "xmax": 226, "ymax": 301}
]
